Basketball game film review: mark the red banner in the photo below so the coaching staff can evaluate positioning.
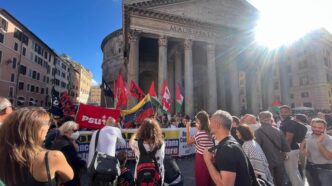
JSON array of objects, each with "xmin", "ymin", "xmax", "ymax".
[{"xmin": 76, "ymin": 104, "xmax": 120, "ymax": 129}]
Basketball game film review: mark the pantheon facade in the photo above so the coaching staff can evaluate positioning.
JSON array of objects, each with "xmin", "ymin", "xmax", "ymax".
[{"xmin": 101, "ymin": 0, "xmax": 269, "ymax": 116}]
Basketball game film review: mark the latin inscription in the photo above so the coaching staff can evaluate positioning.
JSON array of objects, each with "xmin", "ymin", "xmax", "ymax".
[{"xmin": 170, "ymin": 25, "xmax": 219, "ymax": 39}]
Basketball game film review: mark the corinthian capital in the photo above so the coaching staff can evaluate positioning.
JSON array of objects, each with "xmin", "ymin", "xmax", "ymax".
[
  {"xmin": 158, "ymin": 36, "xmax": 168, "ymax": 47},
  {"xmin": 184, "ymin": 39, "xmax": 192, "ymax": 50},
  {"xmin": 128, "ymin": 30, "xmax": 140, "ymax": 42}
]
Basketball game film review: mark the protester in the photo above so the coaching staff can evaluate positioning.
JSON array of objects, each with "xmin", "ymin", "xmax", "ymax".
[
  {"xmin": 117, "ymin": 151, "xmax": 135, "ymax": 186},
  {"xmin": 240, "ymin": 114, "xmax": 261, "ymax": 132},
  {"xmin": 301, "ymin": 118, "xmax": 332, "ymax": 186},
  {"xmin": 255, "ymin": 111, "xmax": 290, "ymax": 186},
  {"xmin": 169, "ymin": 117, "xmax": 178, "ymax": 129},
  {"xmin": 87, "ymin": 117, "xmax": 126, "ymax": 185},
  {"xmin": 236, "ymin": 124, "xmax": 274, "ymax": 185},
  {"xmin": 186, "ymin": 110, "xmax": 214, "ymax": 186},
  {"xmin": 0, "ymin": 107, "xmax": 74, "ymax": 185},
  {"xmin": 279, "ymin": 105, "xmax": 304, "ymax": 186},
  {"xmin": 203, "ymin": 110, "xmax": 251, "ymax": 186},
  {"xmin": 0, "ymin": 97, "xmax": 13, "ymax": 127},
  {"xmin": 130, "ymin": 118, "xmax": 165, "ymax": 185},
  {"xmin": 231, "ymin": 116, "xmax": 242, "ymax": 144},
  {"xmin": 52, "ymin": 121, "xmax": 86, "ymax": 186}
]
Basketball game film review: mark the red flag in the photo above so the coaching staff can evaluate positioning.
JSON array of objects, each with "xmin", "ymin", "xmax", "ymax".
[
  {"xmin": 76, "ymin": 103, "xmax": 120, "ymax": 129},
  {"xmin": 116, "ymin": 73, "xmax": 127, "ymax": 109},
  {"xmin": 148, "ymin": 81, "xmax": 157, "ymax": 97},
  {"xmin": 130, "ymin": 80, "xmax": 145, "ymax": 101},
  {"xmin": 159, "ymin": 80, "xmax": 172, "ymax": 113}
]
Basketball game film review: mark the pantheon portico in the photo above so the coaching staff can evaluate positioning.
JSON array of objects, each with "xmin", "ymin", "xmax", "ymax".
[{"xmin": 101, "ymin": 0, "xmax": 262, "ymax": 116}]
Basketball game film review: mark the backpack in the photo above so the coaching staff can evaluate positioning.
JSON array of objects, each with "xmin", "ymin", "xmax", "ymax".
[
  {"xmin": 293, "ymin": 120, "xmax": 308, "ymax": 143},
  {"xmin": 163, "ymin": 156, "xmax": 181, "ymax": 184},
  {"xmin": 136, "ymin": 140, "xmax": 161, "ymax": 186}
]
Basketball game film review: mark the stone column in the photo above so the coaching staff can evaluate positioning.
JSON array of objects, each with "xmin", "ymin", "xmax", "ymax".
[
  {"xmin": 174, "ymin": 49, "xmax": 182, "ymax": 86},
  {"xmin": 229, "ymin": 61, "xmax": 241, "ymax": 115},
  {"xmin": 158, "ymin": 36, "xmax": 168, "ymax": 91},
  {"xmin": 127, "ymin": 31, "xmax": 140, "ymax": 107},
  {"xmin": 184, "ymin": 39, "xmax": 194, "ymax": 115},
  {"xmin": 249, "ymin": 68, "xmax": 260, "ymax": 115},
  {"xmin": 206, "ymin": 43, "xmax": 218, "ymax": 113}
]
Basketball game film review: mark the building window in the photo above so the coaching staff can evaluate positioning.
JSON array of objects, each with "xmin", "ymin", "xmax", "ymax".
[
  {"xmin": 10, "ymin": 74, "xmax": 15, "ymax": 82},
  {"xmin": 303, "ymin": 102, "xmax": 312, "ymax": 107},
  {"xmin": 20, "ymin": 65, "xmax": 27, "ymax": 75},
  {"xmin": 27, "ymin": 84, "xmax": 30, "ymax": 91},
  {"xmin": 46, "ymin": 88, "xmax": 49, "ymax": 95},
  {"xmin": 35, "ymin": 87, "xmax": 39, "ymax": 93},
  {"xmin": 18, "ymin": 82, "xmax": 24, "ymax": 90},
  {"xmin": 37, "ymin": 73, "xmax": 40, "ymax": 80},
  {"xmin": 14, "ymin": 42, "xmax": 18, "ymax": 51},
  {"xmin": 30, "ymin": 85, "xmax": 35, "ymax": 92},
  {"xmin": 41, "ymin": 88, "xmax": 44, "ymax": 94},
  {"xmin": 9, "ymin": 87, "xmax": 14, "ymax": 97},
  {"xmin": 0, "ymin": 18, "xmax": 8, "ymax": 31},
  {"xmin": 22, "ymin": 47, "xmax": 26, "ymax": 56},
  {"xmin": 12, "ymin": 58, "xmax": 17, "ymax": 69},
  {"xmin": 29, "ymin": 98, "xmax": 34, "ymax": 106},
  {"xmin": 301, "ymin": 92, "xmax": 309, "ymax": 98},
  {"xmin": 0, "ymin": 33, "xmax": 4, "ymax": 43},
  {"xmin": 290, "ymin": 94, "xmax": 294, "ymax": 99},
  {"xmin": 32, "ymin": 71, "xmax": 37, "ymax": 79}
]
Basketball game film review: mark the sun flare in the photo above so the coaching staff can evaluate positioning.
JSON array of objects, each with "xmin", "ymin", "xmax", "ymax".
[{"xmin": 251, "ymin": 0, "xmax": 332, "ymax": 49}]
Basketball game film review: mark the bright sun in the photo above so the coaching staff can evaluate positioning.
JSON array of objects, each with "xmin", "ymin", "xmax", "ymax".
[{"xmin": 251, "ymin": 0, "xmax": 332, "ymax": 49}]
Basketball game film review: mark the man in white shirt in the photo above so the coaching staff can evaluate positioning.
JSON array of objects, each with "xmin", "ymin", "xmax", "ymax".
[
  {"xmin": 302, "ymin": 118, "xmax": 332, "ymax": 186},
  {"xmin": 0, "ymin": 97, "xmax": 13, "ymax": 127},
  {"xmin": 87, "ymin": 117, "xmax": 126, "ymax": 167}
]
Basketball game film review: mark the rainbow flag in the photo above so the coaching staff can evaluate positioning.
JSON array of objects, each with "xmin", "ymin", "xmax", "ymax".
[{"xmin": 121, "ymin": 95, "xmax": 154, "ymax": 128}]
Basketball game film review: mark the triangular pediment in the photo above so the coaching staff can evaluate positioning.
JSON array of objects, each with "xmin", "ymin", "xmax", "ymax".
[{"xmin": 127, "ymin": 0, "xmax": 258, "ymax": 30}]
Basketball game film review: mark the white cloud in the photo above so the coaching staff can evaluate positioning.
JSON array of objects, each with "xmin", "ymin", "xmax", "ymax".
[{"xmin": 92, "ymin": 79, "xmax": 100, "ymax": 86}]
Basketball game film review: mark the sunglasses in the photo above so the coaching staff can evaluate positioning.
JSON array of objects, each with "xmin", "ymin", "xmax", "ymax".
[{"xmin": 72, "ymin": 129, "xmax": 79, "ymax": 132}]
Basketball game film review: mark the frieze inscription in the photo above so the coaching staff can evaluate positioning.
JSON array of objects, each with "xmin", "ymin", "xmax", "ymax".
[{"xmin": 170, "ymin": 25, "xmax": 219, "ymax": 39}]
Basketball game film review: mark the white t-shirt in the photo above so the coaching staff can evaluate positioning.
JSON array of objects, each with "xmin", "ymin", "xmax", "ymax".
[
  {"xmin": 129, "ymin": 139, "xmax": 165, "ymax": 184},
  {"xmin": 87, "ymin": 126, "xmax": 125, "ymax": 167}
]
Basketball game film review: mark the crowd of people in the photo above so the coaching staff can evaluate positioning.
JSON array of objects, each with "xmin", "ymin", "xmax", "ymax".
[{"xmin": 0, "ymin": 96, "xmax": 332, "ymax": 186}]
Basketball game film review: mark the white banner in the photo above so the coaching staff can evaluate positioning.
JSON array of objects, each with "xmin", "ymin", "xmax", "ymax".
[{"xmin": 77, "ymin": 128, "xmax": 196, "ymax": 162}]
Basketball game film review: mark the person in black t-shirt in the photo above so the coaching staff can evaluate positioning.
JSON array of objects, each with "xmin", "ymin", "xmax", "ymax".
[
  {"xmin": 279, "ymin": 105, "xmax": 304, "ymax": 186},
  {"xmin": 203, "ymin": 110, "xmax": 251, "ymax": 186}
]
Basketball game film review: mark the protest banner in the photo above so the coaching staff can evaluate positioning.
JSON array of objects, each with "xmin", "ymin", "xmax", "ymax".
[
  {"xmin": 77, "ymin": 128, "xmax": 196, "ymax": 162},
  {"xmin": 76, "ymin": 103, "xmax": 120, "ymax": 129}
]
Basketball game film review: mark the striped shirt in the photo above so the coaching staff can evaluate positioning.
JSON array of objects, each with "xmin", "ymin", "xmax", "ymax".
[{"xmin": 194, "ymin": 131, "xmax": 214, "ymax": 154}]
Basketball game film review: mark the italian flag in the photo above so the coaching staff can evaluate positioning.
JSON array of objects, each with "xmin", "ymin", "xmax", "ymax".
[{"xmin": 176, "ymin": 83, "xmax": 183, "ymax": 113}]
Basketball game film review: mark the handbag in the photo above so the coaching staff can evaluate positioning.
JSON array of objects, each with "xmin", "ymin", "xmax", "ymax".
[{"xmin": 88, "ymin": 129, "xmax": 119, "ymax": 182}]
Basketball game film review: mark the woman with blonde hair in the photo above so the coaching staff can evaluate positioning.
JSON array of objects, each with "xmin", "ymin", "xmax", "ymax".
[
  {"xmin": 52, "ymin": 121, "xmax": 86, "ymax": 186},
  {"xmin": 0, "ymin": 107, "xmax": 73, "ymax": 186},
  {"xmin": 130, "ymin": 118, "xmax": 165, "ymax": 185},
  {"xmin": 186, "ymin": 110, "xmax": 214, "ymax": 186}
]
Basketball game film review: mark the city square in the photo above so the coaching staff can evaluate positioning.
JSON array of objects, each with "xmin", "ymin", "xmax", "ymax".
[{"xmin": 1, "ymin": 0, "xmax": 332, "ymax": 186}]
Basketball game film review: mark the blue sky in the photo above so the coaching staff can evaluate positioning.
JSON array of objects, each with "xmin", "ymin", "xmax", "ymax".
[{"xmin": 1, "ymin": 0, "xmax": 122, "ymax": 85}]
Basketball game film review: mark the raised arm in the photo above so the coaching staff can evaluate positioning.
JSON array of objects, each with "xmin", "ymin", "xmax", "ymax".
[{"xmin": 186, "ymin": 121, "xmax": 195, "ymax": 145}]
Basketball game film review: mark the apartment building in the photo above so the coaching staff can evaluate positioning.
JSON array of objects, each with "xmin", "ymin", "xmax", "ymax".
[
  {"xmin": 88, "ymin": 85, "xmax": 101, "ymax": 106},
  {"xmin": 0, "ymin": 9, "xmax": 57, "ymax": 107}
]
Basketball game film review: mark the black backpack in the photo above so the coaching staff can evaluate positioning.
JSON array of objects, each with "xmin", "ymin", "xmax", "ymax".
[
  {"xmin": 293, "ymin": 120, "xmax": 308, "ymax": 143},
  {"xmin": 136, "ymin": 140, "xmax": 161, "ymax": 186},
  {"xmin": 163, "ymin": 156, "xmax": 181, "ymax": 184}
]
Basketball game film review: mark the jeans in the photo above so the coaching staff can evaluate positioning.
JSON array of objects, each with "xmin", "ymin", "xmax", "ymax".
[
  {"xmin": 284, "ymin": 149, "xmax": 304, "ymax": 186},
  {"xmin": 306, "ymin": 162, "xmax": 332, "ymax": 186}
]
